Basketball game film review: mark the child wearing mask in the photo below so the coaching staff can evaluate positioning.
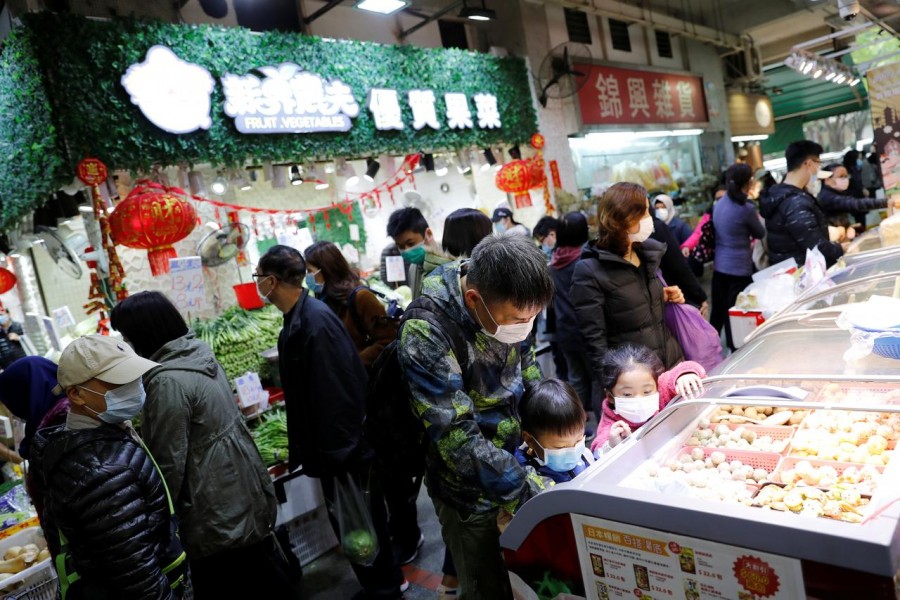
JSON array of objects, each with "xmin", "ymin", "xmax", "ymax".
[
  {"xmin": 516, "ymin": 379, "xmax": 594, "ymax": 483},
  {"xmin": 590, "ymin": 345, "xmax": 706, "ymax": 454}
]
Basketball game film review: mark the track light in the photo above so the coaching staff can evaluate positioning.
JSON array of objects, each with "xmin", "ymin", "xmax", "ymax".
[
  {"xmin": 435, "ymin": 158, "xmax": 448, "ymax": 177},
  {"xmin": 365, "ymin": 158, "xmax": 381, "ymax": 182},
  {"xmin": 290, "ymin": 166, "xmax": 303, "ymax": 186},
  {"xmin": 421, "ymin": 153, "xmax": 435, "ymax": 172},
  {"xmin": 509, "ymin": 146, "xmax": 522, "ymax": 160},
  {"xmin": 482, "ymin": 148, "xmax": 497, "ymax": 171},
  {"xmin": 456, "ymin": 150, "xmax": 472, "ymax": 174},
  {"xmin": 315, "ymin": 180, "xmax": 330, "ymax": 191},
  {"xmin": 787, "ymin": 49, "xmax": 859, "ymax": 88},
  {"xmin": 210, "ymin": 173, "xmax": 228, "ymax": 195}
]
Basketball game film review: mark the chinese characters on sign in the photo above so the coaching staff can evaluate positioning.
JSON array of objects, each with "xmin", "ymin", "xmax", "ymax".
[
  {"xmin": 215, "ymin": 59, "xmax": 501, "ymax": 134},
  {"xmin": 575, "ymin": 63, "xmax": 708, "ymax": 127},
  {"xmin": 571, "ymin": 515, "xmax": 804, "ymax": 600}
]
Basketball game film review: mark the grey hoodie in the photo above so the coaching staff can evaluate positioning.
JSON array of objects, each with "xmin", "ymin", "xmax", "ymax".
[{"xmin": 143, "ymin": 333, "xmax": 277, "ymax": 559}]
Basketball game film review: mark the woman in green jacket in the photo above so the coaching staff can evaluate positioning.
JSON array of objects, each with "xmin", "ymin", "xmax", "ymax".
[{"xmin": 111, "ymin": 291, "xmax": 295, "ymax": 599}]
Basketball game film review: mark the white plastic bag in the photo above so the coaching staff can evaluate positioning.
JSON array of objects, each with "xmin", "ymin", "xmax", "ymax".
[{"xmin": 797, "ymin": 246, "xmax": 827, "ymax": 293}]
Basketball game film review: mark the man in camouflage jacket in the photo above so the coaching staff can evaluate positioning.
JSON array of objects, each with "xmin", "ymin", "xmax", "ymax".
[{"xmin": 398, "ymin": 234, "xmax": 554, "ymax": 600}]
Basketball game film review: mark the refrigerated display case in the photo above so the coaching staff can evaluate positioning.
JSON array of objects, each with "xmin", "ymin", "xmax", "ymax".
[
  {"xmin": 501, "ymin": 377, "xmax": 900, "ymax": 600},
  {"xmin": 845, "ymin": 228, "xmax": 885, "ymax": 256},
  {"xmin": 833, "ymin": 244, "xmax": 900, "ymax": 270}
]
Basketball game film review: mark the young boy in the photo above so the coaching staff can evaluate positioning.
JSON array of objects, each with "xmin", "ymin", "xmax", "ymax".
[
  {"xmin": 31, "ymin": 335, "xmax": 187, "ymax": 600},
  {"xmin": 384, "ymin": 207, "xmax": 448, "ymax": 298},
  {"xmin": 516, "ymin": 379, "xmax": 593, "ymax": 484}
]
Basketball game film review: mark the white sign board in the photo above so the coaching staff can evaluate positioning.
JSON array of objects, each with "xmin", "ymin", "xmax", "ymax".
[
  {"xmin": 571, "ymin": 515, "xmax": 805, "ymax": 600},
  {"xmin": 385, "ymin": 256, "xmax": 406, "ymax": 283},
  {"xmin": 169, "ymin": 256, "xmax": 205, "ymax": 314},
  {"xmin": 52, "ymin": 306, "xmax": 76, "ymax": 331}
]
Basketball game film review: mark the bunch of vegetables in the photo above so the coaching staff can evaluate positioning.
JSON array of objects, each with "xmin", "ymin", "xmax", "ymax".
[
  {"xmin": 252, "ymin": 409, "xmax": 289, "ymax": 466},
  {"xmin": 193, "ymin": 306, "xmax": 282, "ymax": 383}
]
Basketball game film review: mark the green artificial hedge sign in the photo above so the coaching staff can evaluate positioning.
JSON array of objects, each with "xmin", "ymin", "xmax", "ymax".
[{"xmin": 0, "ymin": 13, "xmax": 538, "ymax": 230}]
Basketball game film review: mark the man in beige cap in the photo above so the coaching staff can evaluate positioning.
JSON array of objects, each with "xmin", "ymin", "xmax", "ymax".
[{"xmin": 31, "ymin": 335, "xmax": 188, "ymax": 599}]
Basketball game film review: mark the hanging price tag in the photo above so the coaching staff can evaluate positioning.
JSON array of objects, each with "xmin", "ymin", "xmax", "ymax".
[
  {"xmin": 385, "ymin": 256, "xmax": 406, "ymax": 283},
  {"xmin": 349, "ymin": 224, "xmax": 360, "ymax": 241}
]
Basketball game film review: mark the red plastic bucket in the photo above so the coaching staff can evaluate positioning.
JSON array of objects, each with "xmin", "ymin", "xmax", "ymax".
[{"xmin": 234, "ymin": 282, "xmax": 264, "ymax": 310}]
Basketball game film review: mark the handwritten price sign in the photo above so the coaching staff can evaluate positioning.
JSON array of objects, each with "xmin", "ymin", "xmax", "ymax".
[{"xmin": 169, "ymin": 256, "xmax": 205, "ymax": 314}]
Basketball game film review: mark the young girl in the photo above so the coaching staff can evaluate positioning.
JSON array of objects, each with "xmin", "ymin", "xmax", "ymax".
[
  {"xmin": 591, "ymin": 345, "xmax": 706, "ymax": 454},
  {"xmin": 516, "ymin": 379, "xmax": 594, "ymax": 483}
]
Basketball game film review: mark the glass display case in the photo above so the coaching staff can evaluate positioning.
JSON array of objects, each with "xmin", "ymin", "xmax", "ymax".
[
  {"xmin": 845, "ymin": 228, "xmax": 885, "ymax": 256},
  {"xmin": 502, "ymin": 377, "xmax": 900, "ymax": 600},
  {"xmin": 833, "ymin": 244, "xmax": 900, "ymax": 270},
  {"xmin": 775, "ymin": 271, "xmax": 900, "ymax": 317}
]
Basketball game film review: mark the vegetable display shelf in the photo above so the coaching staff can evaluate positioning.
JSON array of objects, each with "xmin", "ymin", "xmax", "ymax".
[{"xmin": 501, "ymin": 377, "xmax": 900, "ymax": 600}]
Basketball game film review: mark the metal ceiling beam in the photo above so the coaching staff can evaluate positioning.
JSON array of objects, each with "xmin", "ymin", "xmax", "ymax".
[
  {"xmin": 304, "ymin": 0, "xmax": 345, "ymax": 25},
  {"xmin": 535, "ymin": 0, "xmax": 745, "ymax": 51},
  {"xmin": 400, "ymin": 0, "xmax": 463, "ymax": 40}
]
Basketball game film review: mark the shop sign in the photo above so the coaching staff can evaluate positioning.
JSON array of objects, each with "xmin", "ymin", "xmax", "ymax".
[
  {"xmin": 727, "ymin": 91, "xmax": 774, "ymax": 136},
  {"xmin": 574, "ymin": 64, "xmax": 708, "ymax": 127},
  {"xmin": 867, "ymin": 62, "xmax": 900, "ymax": 195},
  {"xmin": 121, "ymin": 46, "xmax": 215, "ymax": 135},
  {"xmin": 571, "ymin": 515, "xmax": 804, "ymax": 599}
]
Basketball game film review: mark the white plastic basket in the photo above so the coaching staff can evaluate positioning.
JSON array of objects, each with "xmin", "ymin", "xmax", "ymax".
[
  {"xmin": 286, "ymin": 505, "xmax": 338, "ymax": 566},
  {"xmin": 0, "ymin": 563, "xmax": 56, "ymax": 600}
]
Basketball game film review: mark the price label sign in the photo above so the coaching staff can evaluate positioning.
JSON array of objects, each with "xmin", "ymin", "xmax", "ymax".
[{"xmin": 169, "ymin": 256, "xmax": 205, "ymax": 314}]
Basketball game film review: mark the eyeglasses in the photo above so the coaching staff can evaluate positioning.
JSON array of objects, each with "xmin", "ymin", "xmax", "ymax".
[{"xmin": 251, "ymin": 273, "xmax": 271, "ymax": 280}]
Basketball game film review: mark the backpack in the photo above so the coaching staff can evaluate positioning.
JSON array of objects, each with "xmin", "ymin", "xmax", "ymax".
[
  {"xmin": 346, "ymin": 286, "xmax": 403, "ymax": 344},
  {"xmin": 364, "ymin": 296, "xmax": 468, "ymax": 478},
  {"xmin": 688, "ymin": 217, "xmax": 715, "ymax": 276}
]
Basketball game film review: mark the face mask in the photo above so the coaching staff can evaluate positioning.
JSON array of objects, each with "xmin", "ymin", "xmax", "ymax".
[
  {"xmin": 832, "ymin": 177, "xmax": 850, "ymax": 192},
  {"xmin": 256, "ymin": 275, "xmax": 274, "ymax": 304},
  {"xmin": 401, "ymin": 243, "xmax": 426, "ymax": 266},
  {"xmin": 305, "ymin": 270, "xmax": 324, "ymax": 295},
  {"xmin": 655, "ymin": 208, "xmax": 669, "ymax": 222},
  {"xmin": 613, "ymin": 392, "xmax": 660, "ymax": 424},
  {"xmin": 534, "ymin": 438, "xmax": 586, "ymax": 473},
  {"xmin": 477, "ymin": 296, "xmax": 535, "ymax": 344},
  {"xmin": 628, "ymin": 216, "xmax": 654, "ymax": 243},
  {"xmin": 541, "ymin": 243, "xmax": 554, "ymax": 260},
  {"xmin": 494, "ymin": 223, "xmax": 507, "ymax": 235},
  {"xmin": 857, "ymin": 159, "xmax": 864, "ymax": 168},
  {"xmin": 0, "ymin": 314, "xmax": 8, "ymax": 326},
  {"xmin": 79, "ymin": 378, "xmax": 146, "ymax": 424},
  {"xmin": 806, "ymin": 176, "xmax": 822, "ymax": 197}
]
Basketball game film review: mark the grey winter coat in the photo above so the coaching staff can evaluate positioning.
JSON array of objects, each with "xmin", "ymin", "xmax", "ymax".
[
  {"xmin": 570, "ymin": 239, "xmax": 684, "ymax": 381},
  {"xmin": 143, "ymin": 333, "xmax": 277, "ymax": 560}
]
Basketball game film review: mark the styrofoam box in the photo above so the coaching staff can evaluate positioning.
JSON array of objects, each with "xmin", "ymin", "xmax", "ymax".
[
  {"xmin": 0, "ymin": 527, "xmax": 52, "ymax": 592},
  {"xmin": 275, "ymin": 475, "xmax": 326, "ymax": 527},
  {"xmin": 729, "ymin": 307, "xmax": 766, "ymax": 348}
]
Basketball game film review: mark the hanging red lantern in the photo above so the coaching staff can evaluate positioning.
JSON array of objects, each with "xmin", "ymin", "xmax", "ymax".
[
  {"xmin": 108, "ymin": 180, "xmax": 197, "ymax": 276},
  {"xmin": 0, "ymin": 268, "xmax": 16, "ymax": 294},
  {"xmin": 495, "ymin": 160, "xmax": 533, "ymax": 208}
]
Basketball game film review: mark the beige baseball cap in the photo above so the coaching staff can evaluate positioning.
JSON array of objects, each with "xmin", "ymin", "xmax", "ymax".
[{"xmin": 52, "ymin": 334, "xmax": 158, "ymax": 394}]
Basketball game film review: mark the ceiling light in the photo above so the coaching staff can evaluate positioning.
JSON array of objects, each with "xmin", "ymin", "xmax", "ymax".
[
  {"xmin": 508, "ymin": 145, "xmax": 521, "ymax": 160},
  {"xmin": 421, "ymin": 153, "xmax": 435, "ymax": 172},
  {"xmin": 324, "ymin": 163, "xmax": 336, "ymax": 174},
  {"xmin": 825, "ymin": 72, "xmax": 836, "ymax": 81},
  {"xmin": 802, "ymin": 61, "xmax": 814, "ymax": 74},
  {"xmin": 834, "ymin": 74, "xmax": 846, "ymax": 84},
  {"xmin": 210, "ymin": 174, "xmax": 228, "ymax": 195},
  {"xmin": 365, "ymin": 158, "xmax": 381, "ymax": 182},
  {"xmin": 849, "ymin": 77, "xmax": 861, "ymax": 86},
  {"xmin": 355, "ymin": 0, "xmax": 408, "ymax": 15},
  {"xmin": 460, "ymin": 4, "xmax": 495, "ymax": 20},
  {"xmin": 456, "ymin": 150, "xmax": 472, "ymax": 174},
  {"xmin": 290, "ymin": 166, "xmax": 303, "ymax": 186},
  {"xmin": 812, "ymin": 67, "xmax": 823, "ymax": 78},
  {"xmin": 346, "ymin": 175, "xmax": 360, "ymax": 186},
  {"xmin": 435, "ymin": 158, "xmax": 449, "ymax": 177},
  {"xmin": 731, "ymin": 134, "xmax": 769, "ymax": 142},
  {"xmin": 315, "ymin": 181, "xmax": 330, "ymax": 190}
]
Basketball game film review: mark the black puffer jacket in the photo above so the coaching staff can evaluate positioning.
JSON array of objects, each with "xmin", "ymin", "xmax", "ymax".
[
  {"xmin": 571, "ymin": 239, "xmax": 684, "ymax": 381},
  {"xmin": 31, "ymin": 424, "xmax": 181, "ymax": 600},
  {"xmin": 759, "ymin": 183, "xmax": 843, "ymax": 268},
  {"xmin": 818, "ymin": 184, "xmax": 887, "ymax": 222}
]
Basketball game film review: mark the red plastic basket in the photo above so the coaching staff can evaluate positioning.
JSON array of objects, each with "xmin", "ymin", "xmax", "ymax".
[
  {"xmin": 675, "ymin": 446, "xmax": 782, "ymax": 472},
  {"xmin": 234, "ymin": 282, "xmax": 264, "ymax": 310}
]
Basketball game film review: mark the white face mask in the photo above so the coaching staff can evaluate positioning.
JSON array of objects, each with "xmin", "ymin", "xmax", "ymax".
[
  {"xmin": 807, "ymin": 177, "xmax": 822, "ymax": 196},
  {"xmin": 832, "ymin": 177, "xmax": 850, "ymax": 192},
  {"xmin": 655, "ymin": 208, "xmax": 669, "ymax": 222},
  {"xmin": 613, "ymin": 392, "xmax": 660, "ymax": 424},
  {"xmin": 477, "ymin": 296, "xmax": 535, "ymax": 344},
  {"xmin": 628, "ymin": 215, "xmax": 654, "ymax": 243}
]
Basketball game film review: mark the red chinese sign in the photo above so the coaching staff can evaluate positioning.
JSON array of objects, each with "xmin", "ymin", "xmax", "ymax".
[
  {"xmin": 574, "ymin": 64, "xmax": 708, "ymax": 127},
  {"xmin": 77, "ymin": 158, "xmax": 108, "ymax": 186},
  {"xmin": 733, "ymin": 555, "xmax": 781, "ymax": 598}
]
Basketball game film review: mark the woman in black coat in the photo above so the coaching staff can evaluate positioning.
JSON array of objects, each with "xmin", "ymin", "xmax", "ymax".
[{"xmin": 570, "ymin": 182, "xmax": 685, "ymax": 400}]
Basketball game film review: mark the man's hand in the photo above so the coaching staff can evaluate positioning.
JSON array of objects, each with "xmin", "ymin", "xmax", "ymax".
[
  {"xmin": 497, "ymin": 509, "xmax": 513, "ymax": 533},
  {"xmin": 663, "ymin": 286, "xmax": 684, "ymax": 304},
  {"xmin": 675, "ymin": 373, "xmax": 704, "ymax": 399},
  {"xmin": 7, "ymin": 333, "xmax": 19, "ymax": 342},
  {"xmin": 609, "ymin": 421, "xmax": 632, "ymax": 447}
]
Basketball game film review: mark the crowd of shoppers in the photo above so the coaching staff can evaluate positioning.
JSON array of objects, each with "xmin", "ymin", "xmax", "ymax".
[{"xmin": 2, "ymin": 136, "xmax": 897, "ymax": 600}]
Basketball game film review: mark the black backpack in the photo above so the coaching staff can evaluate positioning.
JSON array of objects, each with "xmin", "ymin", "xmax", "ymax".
[{"xmin": 364, "ymin": 296, "xmax": 468, "ymax": 477}]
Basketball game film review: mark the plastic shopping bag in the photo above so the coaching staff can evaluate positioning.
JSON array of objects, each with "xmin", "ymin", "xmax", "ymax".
[
  {"xmin": 664, "ymin": 302, "xmax": 724, "ymax": 371},
  {"xmin": 333, "ymin": 471, "xmax": 379, "ymax": 566}
]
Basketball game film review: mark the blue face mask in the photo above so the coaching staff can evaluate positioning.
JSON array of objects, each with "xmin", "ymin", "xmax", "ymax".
[
  {"xmin": 0, "ymin": 314, "xmax": 9, "ymax": 326},
  {"xmin": 305, "ymin": 271, "xmax": 324, "ymax": 295},
  {"xmin": 541, "ymin": 243, "xmax": 554, "ymax": 260},
  {"xmin": 79, "ymin": 378, "xmax": 146, "ymax": 424},
  {"xmin": 494, "ymin": 223, "xmax": 507, "ymax": 234},
  {"xmin": 535, "ymin": 438, "xmax": 586, "ymax": 473}
]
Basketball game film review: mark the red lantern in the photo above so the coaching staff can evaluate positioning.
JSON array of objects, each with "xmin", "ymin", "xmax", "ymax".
[
  {"xmin": 495, "ymin": 160, "xmax": 533, "ymax": 208},
  {"xmin": 108, "ymin": 181, "xmax": 197, "ymax": 276},
  {"xmin": 0, "ymin": 268, "xmax": 16, "ymax": 294}
]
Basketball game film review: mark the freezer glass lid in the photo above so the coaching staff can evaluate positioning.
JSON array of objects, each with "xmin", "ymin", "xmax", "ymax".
[
  {"xmin": 779, "ymin": 271, "xmax": 900, "ymax": 314},
  {"xmin": 833, "ymin": 244, "xmax": 900, "ymax": 270},
  {"xmin": 845, "ymin": 229, "xmax": 883, "ymax": 255},
  {"xmin": 715, "ymin": 328, "xmax": 900, "ymax": 376},
  {"xmin": 814, "ymin": 255, "xmax": 900, "ymax": 289}
]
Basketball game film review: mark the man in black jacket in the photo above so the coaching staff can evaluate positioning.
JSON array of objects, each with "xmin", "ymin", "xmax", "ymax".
[
  {"xmin": 759, "ymin": 140, "xmax": 844, "ymax": 268},
  {"xmin": 31, "ymin": 334, "xmax": 187, "ymax": 600},
  {"xmin": 0, "ymin": 304, "xmax": 26, "ymax": 369},
  {"xmin": 256, "ymin": 245, "xmax": 403, "ymax": 600}
]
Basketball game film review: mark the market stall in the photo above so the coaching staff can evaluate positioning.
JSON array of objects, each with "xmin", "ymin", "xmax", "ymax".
[{"xmin": 501, "ymin": 375, "xmax": 900, "ymax": 599}]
